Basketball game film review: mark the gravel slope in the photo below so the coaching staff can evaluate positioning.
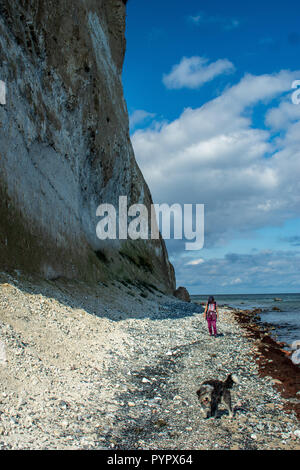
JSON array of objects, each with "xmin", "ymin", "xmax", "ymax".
[{"xmin": 0, "ymin": 272, "xmax": 299, "ymax": 450}]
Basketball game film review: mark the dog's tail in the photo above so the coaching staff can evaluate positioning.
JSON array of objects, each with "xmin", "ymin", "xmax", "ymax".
[{"xmin": 224, "ymin": 373, "xmax": 239, "ymax": 389}]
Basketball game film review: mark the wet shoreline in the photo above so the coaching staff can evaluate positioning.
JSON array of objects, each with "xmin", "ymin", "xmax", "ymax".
[{"xmin": 231, "ymin": 307, "xmax": 300, "ymax": 420}]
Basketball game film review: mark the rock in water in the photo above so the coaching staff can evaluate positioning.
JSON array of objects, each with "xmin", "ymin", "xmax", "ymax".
[
  {"xmin": 0, "ymin": 0, "xmax": 175, "ymax": 294},
  {"xmin": 174, "ymin": 287, "xmax": 191, "ymax": 302}
]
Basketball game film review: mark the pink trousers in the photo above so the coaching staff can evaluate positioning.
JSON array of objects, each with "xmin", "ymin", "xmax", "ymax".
[{"xmin": 207, "ymin": 319, "xmax": 217, "ymax": 336}]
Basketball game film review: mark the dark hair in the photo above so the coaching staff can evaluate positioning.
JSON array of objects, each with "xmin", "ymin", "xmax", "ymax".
[{"xmin": 208, "ymin": 296, "xmax": 215, "ymax": 304}]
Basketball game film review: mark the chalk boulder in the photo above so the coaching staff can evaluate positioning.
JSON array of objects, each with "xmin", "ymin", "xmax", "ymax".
[{"xmin": 174, "ymin": 286, "xmax": 191, "ymax": 302}]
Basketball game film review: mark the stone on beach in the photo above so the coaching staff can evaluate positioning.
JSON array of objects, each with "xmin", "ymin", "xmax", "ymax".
[
  {"xmin": 173, "ymin": 287, "xmax": 191, "ymax": 302},
  {"xmin": 290, "ymin": 341, "xmax": 300, "ymax": 365},
  {"xmin": 291, "ymin": 340, "xmax": 300, "ymax": 350},
  {"xmin": 291, "ymin": 349, "xmax": 300, "ymax": 365}
]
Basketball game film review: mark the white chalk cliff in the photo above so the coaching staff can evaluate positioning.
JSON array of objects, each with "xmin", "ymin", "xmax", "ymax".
[{"xmin": 0, "ymin": 0, "xmax": 175, "ymax": 293}]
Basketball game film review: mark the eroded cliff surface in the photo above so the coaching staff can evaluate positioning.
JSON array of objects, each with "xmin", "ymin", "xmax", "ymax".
[{"xmin": 0, "ymin": 0, "xmax": 175, "ymax": 293}]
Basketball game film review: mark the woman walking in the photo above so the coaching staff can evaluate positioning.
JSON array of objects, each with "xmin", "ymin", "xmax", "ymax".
[{"xmin": 204, "ymin": 296, "xmax": 219, "ymax": 337}]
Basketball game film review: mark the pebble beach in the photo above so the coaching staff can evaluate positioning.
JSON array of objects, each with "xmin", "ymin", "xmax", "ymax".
[{"xmin": 0, "ymin": 271, "xmax": 299, "ymax": 450}]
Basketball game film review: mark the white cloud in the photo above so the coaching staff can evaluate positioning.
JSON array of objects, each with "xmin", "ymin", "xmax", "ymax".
[
  {"xmin": 129, "ymin": 109, "xmax": 156, "ymax": 130},
  {"xmin": 224, "ymin": 19, "xmax": 240, "ymax": 31},
  {"xmin": 174, "ymin": 250, "xmax": 300, "ymax": 294},
  {"xmin": 132, "ymin": 70, "xmax": 300, "ymax": 248},
  {"xmin": 185, "ymin": 258, "xmax": 205, "ymax": 266},
  {"xmin": 188, "ymin": 12, "xmax": 240, "ymax": 31},
  {"xmin": 189, "ymin": 14, "xmax": 203, "ymax": 24},
  {"xmin": 265, "ymin": 99, "xmax": 300, "ymax": 129},
  {"xmin": 162, "ymin": 56, "xmax": 235, "ymax": 90}
]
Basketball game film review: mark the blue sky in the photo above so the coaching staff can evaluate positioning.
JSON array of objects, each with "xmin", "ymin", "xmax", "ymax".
[{"xmin": 123, "ymin": 0, "xmax": 300, "ymax": 294}]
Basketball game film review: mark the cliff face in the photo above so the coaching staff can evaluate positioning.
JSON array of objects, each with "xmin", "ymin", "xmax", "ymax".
[{"xmin": 0, "ymin": 0, "xmax": 175, "ymax": 293}]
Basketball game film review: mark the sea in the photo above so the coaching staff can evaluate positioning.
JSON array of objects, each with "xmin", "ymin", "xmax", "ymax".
[{"xmin": 191, "ymin": 293, "xmax": 300, "ymax": 346}]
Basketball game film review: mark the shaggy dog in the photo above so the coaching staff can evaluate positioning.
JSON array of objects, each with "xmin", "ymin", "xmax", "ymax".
[{"xmin": 196, "ymin": 374, "xmax": 239, "ymax": 418}]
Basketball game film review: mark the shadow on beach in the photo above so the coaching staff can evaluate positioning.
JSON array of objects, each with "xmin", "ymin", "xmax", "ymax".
[{"xmin": 0, "ymin": 271, "xmax": 204, "ymax": 322}]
